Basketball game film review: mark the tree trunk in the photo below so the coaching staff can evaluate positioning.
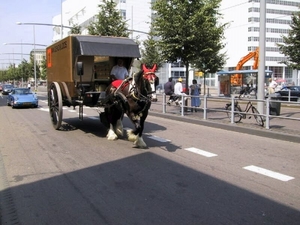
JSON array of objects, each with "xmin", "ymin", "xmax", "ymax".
[{"xmin": 185, "ymin": 62, "xmax": 189, "ymax": 94}]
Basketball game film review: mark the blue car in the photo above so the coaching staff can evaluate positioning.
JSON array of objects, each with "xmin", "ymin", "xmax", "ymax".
[{"xmin": 7, "ymin": 88, "xmax": 38, "ymax": 108}]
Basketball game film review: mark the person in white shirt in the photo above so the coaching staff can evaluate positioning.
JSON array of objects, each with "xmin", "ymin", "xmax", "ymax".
[
  {"xmin": 110, "ymin": 59, "xmax": 128, "ymax": 81},
  {"xmin": 268, "ymin": 78, "xmax": 278, "ymax": 94},
  {"xmin": 174, "ymin": 77, "xmax": 186, "ymax": 105},
  {"xmin": 174, "ymin": 77, "xmax": 184, "ymax": 95}
]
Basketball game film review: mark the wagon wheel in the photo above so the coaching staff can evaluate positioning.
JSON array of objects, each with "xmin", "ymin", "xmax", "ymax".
[{"xmin": 49, "ymin": 82, "xmax": 63, "ymax": 130}]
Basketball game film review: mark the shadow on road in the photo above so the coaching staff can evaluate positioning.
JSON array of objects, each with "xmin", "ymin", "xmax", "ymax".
[{"xmin": 1, "ymin": 152, "xmax": 299, "ymax": 224}]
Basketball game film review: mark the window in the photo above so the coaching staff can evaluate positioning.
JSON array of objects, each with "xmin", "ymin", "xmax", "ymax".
[{"xmin": 120, "ymin": 9, "xmax": 126, "ymax": 19}]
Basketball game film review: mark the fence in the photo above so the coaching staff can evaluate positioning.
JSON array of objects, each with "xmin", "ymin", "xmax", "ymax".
[{"xmin": 151, "ymin": 93, "xmax": 300, "ymax": 131}]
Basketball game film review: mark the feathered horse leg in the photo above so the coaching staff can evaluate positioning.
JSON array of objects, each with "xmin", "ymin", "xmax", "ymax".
[
  {"xmin": 107, "ymin": 124, "xmax": 118, "ymax": 140},
  {"xmin": 127, "ymin": 112, "xmax": 148, "ymax": 149},
  {"xmin": 114, "ymin": 118, "xmax": 124, "ymax": 137}
]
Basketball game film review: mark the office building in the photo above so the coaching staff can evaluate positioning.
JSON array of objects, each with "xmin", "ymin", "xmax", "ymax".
[
  {"xmin": 53, "ymin": 0, "xmax": 300, "ymax": 87},
  {"xmin": 220, "ymin": 0, "xmax": 300, "ymax": 85}
]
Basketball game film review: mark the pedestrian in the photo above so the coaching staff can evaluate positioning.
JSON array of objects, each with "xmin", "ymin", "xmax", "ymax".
[
  {"xmin": 27, "ymin": 82, "xmax": 31, "ymax": 89},
  {"xmin": 110, "ymin": 58, "xmax": 128, "ymax": 81},
  {"xmin": 268, "ymin": 78, "xmax": 278, "ymax": 94},
  {"xmin": 239, "ymin": 83, "xmax": 251, "ymax": 98},
  {"xmin": 164, "ymin": 77, "xmax": 175, "ymax": 105},
  {"xmin": 190, "ymin": 79, "xmax": 201, "ymax": 112},
  {"xmin": 174, "ymin": 77, "xmax": 186, "ymax": 105}
]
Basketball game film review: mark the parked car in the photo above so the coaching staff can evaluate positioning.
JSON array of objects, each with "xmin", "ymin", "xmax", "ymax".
[
  {"xmin": 2, "ymin": 84, "xmax": 14, "ymax": 95},
  {"xmin": 7, "ymin": 88, "xmax": 38, "ymax": 108},
  {"xmin": 276, "ymin": 86, "xmax": 300, "ymax": 102}
]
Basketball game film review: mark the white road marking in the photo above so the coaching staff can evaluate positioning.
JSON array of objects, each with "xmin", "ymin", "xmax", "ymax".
[
  {"xmin": 68, "ymin": 110, "xmax": 77, "ymax": 112},
  {"xmin": 185, "ymin": 147, "xmax": 218, "ymax": 157},
  {"xmin": 243, "ymin": 165, "xmax": 295, "ymax": 181},
  {"xmin": 39, "ymin": 108, "xmax": 49, "ymax": 112},
  {"xmin": 148, "ymin": 135, "xmax": 170, "ymax": 143}
]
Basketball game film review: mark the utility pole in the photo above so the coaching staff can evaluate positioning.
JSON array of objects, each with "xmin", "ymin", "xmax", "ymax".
[{"xmin": 257, "ymin": 0, "xmax": 266, "ymax": 114}]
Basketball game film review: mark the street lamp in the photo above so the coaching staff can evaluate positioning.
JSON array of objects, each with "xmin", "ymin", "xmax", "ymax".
[
  {"xmin": 3, "ymin": 42, "xmax": 47, "ymax": 47},
  {"xmin": 16, "ymin": 22, "xmax": 72, "ymax": 39},
  {"xmin": 4, "ymin": 42, "xmax": 47, "ymax": 91},
  {"xmin": 15, "ymin": 21, "xmax": 72, "ymax": 89},
  {"xmin": 0, "ymin": 53, "xmax": 30, "ymax": 56}
]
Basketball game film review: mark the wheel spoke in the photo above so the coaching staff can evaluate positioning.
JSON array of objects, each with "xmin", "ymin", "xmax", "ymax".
[
  {"xmin": 252, "ymin": 107, "xmax": 264, "ymax": 127},
  {"xmin": 48, "ymin": 82, "xmax": 63, "ymax": 130}
]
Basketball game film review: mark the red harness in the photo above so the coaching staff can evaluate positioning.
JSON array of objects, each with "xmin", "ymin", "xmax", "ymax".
[{"xmin": 112, "ymin": 80, "xmax": 123, "ymax": 88}]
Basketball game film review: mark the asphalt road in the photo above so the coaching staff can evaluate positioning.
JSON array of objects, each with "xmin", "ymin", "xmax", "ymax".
[{"xmin": 0, "ymin": 92, "xmax": 299, "ymax": 225}]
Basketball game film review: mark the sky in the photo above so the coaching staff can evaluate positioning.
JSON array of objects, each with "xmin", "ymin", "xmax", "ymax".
[{"xmin": 0, "ymin": 0, "xmax": 62, "ymax": 67}]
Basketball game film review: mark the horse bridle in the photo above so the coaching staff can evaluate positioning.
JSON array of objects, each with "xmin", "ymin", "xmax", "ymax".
[{"xmin": 128, "ymin": 72, "xmax": 154, "ymax": 102}]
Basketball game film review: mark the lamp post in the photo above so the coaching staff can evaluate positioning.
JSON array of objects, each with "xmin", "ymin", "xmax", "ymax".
[
  {"xmin": 16, "ymin": 22, "xmax": 72, "ymax": 39},
  {"xmin": 0, "ymin": 53, "xmax": 30, "ymax": 56},
  {"xmin": 33, "ymin": 25, "xmax": 36, "ymax": 91},
  {"xmin": 1, "ymin": 53, "xmax": 30, "ymax": 86},
  {"xmin": 3, "ymin": 42, "xmax": 47, "ymax": 47},
  {"xmin": 61, "ymin": 0, "xmax": 63, "ymax": 39},
  {"xmin": 3, "ymin": 42, "xmax": 47, "ymax": 91}
]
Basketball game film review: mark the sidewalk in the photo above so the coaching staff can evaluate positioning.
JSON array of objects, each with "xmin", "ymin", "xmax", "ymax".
[{"xmin": 149, "ymin": 94, "xmax": 300, "ymax": 143}]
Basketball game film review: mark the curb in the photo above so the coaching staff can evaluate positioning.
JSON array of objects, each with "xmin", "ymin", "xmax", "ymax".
[{"xmin": 149, "ymin": 111, "xmax": 300, "ymax": 144}]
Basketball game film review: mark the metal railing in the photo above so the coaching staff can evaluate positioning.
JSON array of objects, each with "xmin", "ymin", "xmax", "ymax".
[{"xmin": 153, "ymin": 93, "xmax": 300, "ymax": 130}]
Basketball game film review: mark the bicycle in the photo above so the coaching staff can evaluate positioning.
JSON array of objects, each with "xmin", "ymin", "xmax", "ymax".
[{"xmin": 225, "ymin": 97, "xmax": 264, "ymax": 126}]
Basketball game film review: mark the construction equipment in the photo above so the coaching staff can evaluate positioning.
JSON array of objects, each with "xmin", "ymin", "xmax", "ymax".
[{"xmin": 231, "ymin": 47, "xmax": 259, "ymax": 85}]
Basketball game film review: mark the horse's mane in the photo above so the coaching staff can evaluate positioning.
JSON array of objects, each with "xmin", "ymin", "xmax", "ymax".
[{"xmin": 133, "ymin": 70, "xmax": 151, "ymax": 95}]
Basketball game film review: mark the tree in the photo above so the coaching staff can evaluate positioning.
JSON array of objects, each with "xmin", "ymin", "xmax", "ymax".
[
  {"xmin": 40, "ymin": 58, "xmax": 47, "ymax": 80},
  {"xmin": 70, "ymin": 24, "xmax": 81, "ymax": 34},
  {"xmin": 152, "ymin": 0, "xmax": 227, "ymax": 91},
  {"xmin": 87, "ymin": 0, "xmax": 129, "ymax": 37},
  {"xmin": 277, "ymin": 10, "xmax": 300, "ymax": 70},
  {"xmin": 140, "ymin": 24, "xmax": 164, "ymax": 69}
]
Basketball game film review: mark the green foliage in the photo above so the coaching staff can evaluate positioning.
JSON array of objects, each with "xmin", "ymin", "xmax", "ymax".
[
  {"xmin": 70, "ymin": 24, "xmax": 81, "ymax": 34},
  {"xmin": 40, "ymin": 58, "xmax": 47, "ymax": 80},
  {"xmin": 2, "ymin": 56, "xmax": 42, "ymax": 83},
  {"xmin": 87, "ymin": 0, "xmax": 129, "ymax": 37},
  {"xmin": 277, "ymin": 10, "xmax": 300, "ymax": 70},
  {"xmin": 152, "ymin": 0, "xmax": 227, "ymax": 87},
  {"xmin": 140, "ymin": 24, "xmax": 163, "ymax": 69}
]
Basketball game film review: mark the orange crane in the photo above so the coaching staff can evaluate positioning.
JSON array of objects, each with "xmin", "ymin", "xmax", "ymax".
[{"xmin": 231, "ymin": 47, "xmax": 259, "ymax": 85}]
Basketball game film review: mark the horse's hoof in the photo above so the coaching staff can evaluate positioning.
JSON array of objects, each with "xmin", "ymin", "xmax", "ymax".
[
  {"xmin": 134, "ymin": 136, "xmax": 147, "ymax": 149},
  {"xmin": 107, "ymin": 130, "xmax": 118, "ymax": 140}
]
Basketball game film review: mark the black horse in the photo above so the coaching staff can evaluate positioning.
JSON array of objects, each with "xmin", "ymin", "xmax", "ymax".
[{"xmin": 101, "ymin": 70, "xmax": 156, "ymax": 148}]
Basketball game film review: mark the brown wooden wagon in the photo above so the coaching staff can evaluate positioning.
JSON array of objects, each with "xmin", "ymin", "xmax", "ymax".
[{"xmin": 46, "ymin": 35, "xmax": 140, "ymax": 129}]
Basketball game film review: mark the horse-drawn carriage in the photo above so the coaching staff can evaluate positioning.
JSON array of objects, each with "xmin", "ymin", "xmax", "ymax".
[{"xmin": 46, "ymin": 35, "xmax": 158, "ymax": 148}]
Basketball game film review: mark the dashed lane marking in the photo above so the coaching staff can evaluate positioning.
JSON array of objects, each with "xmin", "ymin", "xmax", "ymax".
[
  {"xmin": 147, "ymin": 135, "xmax": 170, "ymax": 143},
  {"xmin": 185, "ymin": 147, "xmax": 218, "ymax": 157},
  {"xmin": 39, "ymin": 108, "xmax": 49, "ymax": 112},
  {"xmin": 243, "ymin": 165, "xmax": 295, "ymax": 181}
]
